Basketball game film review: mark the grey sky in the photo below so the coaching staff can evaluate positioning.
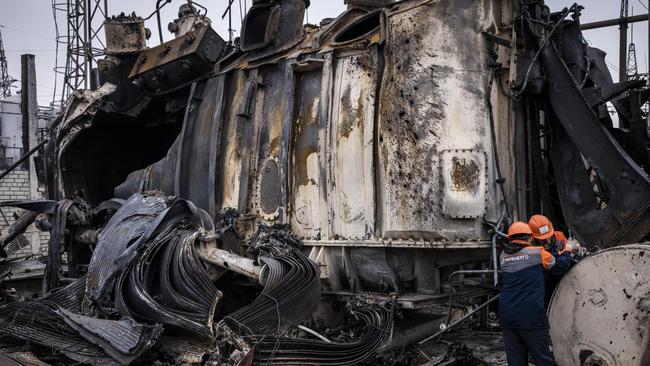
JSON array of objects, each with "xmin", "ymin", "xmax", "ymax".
[{"xmin": 0, "ymin": 0, "xmax": 646, "ymax": 106}]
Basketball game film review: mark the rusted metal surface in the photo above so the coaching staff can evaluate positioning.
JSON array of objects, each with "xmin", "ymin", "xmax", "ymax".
[
  {"xmin": 440, "ymin": 150, "xmax": 488, "ymax": 219},
  {"xmin": 289, "ymin": 65, "xmax": 324, "ymax": 239},
  {"xmin": 104, "ymin": 13, "xmax": 147, "ymax": 55},
  {"xmin": 240, "ymin": 0, "xmax": 307, "ymax": 53},
  {"xmin": 548, "ymin": 244, "xmax": 650, "ymax": 366},
  {"xmin": 329, "ymin": 50, "xmax": 377, "ymax": 239},
  {"xmin": 378, "ymin": 0, "xmax": 498, "ymax": 241},
  {"xmin": 128, "ymin": 25, "xmax": 227, "ymax": 93},
  {"xmin": 73, "ymin": 1, "xmax": 506, "ymax": 257}
]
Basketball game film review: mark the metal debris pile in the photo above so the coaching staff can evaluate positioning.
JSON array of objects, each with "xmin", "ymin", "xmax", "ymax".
[{"xmin": 0, "ymin": 192, "xmax": 393, "ymax": 365}]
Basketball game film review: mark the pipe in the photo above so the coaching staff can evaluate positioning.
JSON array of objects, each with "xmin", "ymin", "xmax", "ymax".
[
  {"xmin": 198, "ymin": 247, "xmax": 262, "ymax": 280},
  {"xmin": 491, "ymin": 235, "xmax": 499, "ymax": 286},
  {"xmin": 483, "ymin": 207, "xmax": 508, "ymax": 288},
  {"xmin": 143, "ymin": 0, "xmax": 171, "ymax": 44},
  {"xmin": 298, "ymin": 325, "xmax": 332, "ymax": 343},
  {"xmin": 486, "ymin": 66, "xmax": 510, "ymax": 219},
  {"xmin": 581, "ymin": 14, "xmax": 649, "ymax": 31},
  {"xmin": 381, "ymin": 317, "xmax": 446, "ymax": 352},
  {"xmin": 490, "ymin": 209, "xmax": 507, "ymax": 286},
  {"xmin": 0, "ymin": 139, "xmax": 48, "ymax": 182},
  {"xmin": 418, "ymin": 294, "xmax": 500, "ymax": 345},
  {"xmin": 156, "ymin": 0, "xmax": 166, "ymax": 44},
  {"xmin": 440, "ymin": 270, "xmax": 498, "ymax": 343}
]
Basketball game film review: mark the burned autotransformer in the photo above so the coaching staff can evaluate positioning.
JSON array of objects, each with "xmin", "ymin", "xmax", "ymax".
[
  {"xmin": 34, "ymin": 0, "xmax": 650, "ymax": 298},
  {"xmin": 3, "ymin": 0, "xmax": 649, "ymax": 363}
]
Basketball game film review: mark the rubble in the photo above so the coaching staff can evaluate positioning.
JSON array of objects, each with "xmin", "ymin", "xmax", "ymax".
[{"xmin": 0, "ymin": 193, "xmax": 394, "ymax": 365}]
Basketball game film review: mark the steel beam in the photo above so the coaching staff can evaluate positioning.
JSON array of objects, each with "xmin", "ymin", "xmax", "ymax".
[{"xmin": 580, "ymin": 14, "xmax": 648, "ymax": 30}]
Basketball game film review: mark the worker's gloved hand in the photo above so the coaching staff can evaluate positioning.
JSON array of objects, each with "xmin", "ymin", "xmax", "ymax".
[
  {"xmin": 570, "ymin": 245, "xmax": 587, "ymax": 261},
  {"xmin": 570, "ymin": 243, "xmax": 581, "ymax": 255}
]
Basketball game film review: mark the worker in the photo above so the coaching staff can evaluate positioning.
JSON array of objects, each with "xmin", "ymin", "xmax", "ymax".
[
  {"xmin": 528, "ymin": 214, "xmax": 578, "ymax": 306},
  {"xmin": 500, "ymin": 221, "xmax": 565, "ymax": 366}
]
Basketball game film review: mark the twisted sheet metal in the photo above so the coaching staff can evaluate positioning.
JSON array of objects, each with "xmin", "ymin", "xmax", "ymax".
[
  {"xmin": 115, "ymin": 199, "xmax": 222, "ymax": 337},
  {"xmin": 83, "ymin": 193, "xmax": 169, "ymax": 310},
  {"xmin": 0, "ymin": 194, "xmax": 221, "ymax": 364},
  {"xmin": 43, "ymin": 275, "xmax": 87, "ymax": 312},
  {"xmin": 154, "ymin": 336, "xmax": 216, "ymax": 364},
  {"xmin": 0, "ymin": 296, "xmax": 162, "ymax": 365},
  {"xmin": 253, "ymin": 304, "xmax": 394, "ymax": 365},
  {"xmin": 0, "ymin": 301, "xmax": 117, "ymax": 365},
  {"xmin": 223, "ymin": 225, "xmax": 321, "ymax": 339},
  {"xmin": 59, "ymin": 309, "xmax": 163, "ymax": 365}
]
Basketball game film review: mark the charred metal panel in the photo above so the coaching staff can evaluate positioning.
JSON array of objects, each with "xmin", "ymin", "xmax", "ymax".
[
  {"xmin": 259, "ymin": 158, "xmax": 281, "ymax": 215},
  {"xmin": 174, "ymin": 78, "xmax": 223, "ymax": 215},
  {"xmin": 129, "ymin": 26, "xmax": 227, "ymax": 93},
  {"xmin": 240, "ymin": 0, "xmax": 307, "ymax": 53},
  {"xmin": 290, "ymin": 66, "xmax": 325, "ymax": 239},
  {"xmin": 247, "ymin": 64, "xmax": 291, "ymax": 221},
  {"xmin": 216, "ymin": 71, "xmax": 249, "ymax": 210},
  {"xmin": 329, "ymin": 51, "xmax": 377, "ymax": 239},
  {"xmin": 350, "ymin": 248, "xmax": 406, "ymax": 292},
  {"xmin": 377, "ymin": 0, "xmax": 495, "ymax": 242},
  {"xmin": 83, "ymin": 193, "xmax": 168, "ymax": 309},
  {"xmin": 440, "ymin": 149, "xmax": 488, "ymax": 218},
  {"xmin": 55, "ymin": 84, "xmax": 117, "ymax": 199}
]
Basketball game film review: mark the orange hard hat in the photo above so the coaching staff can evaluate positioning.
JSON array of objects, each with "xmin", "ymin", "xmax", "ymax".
[
  {"xmin": 528, "ymin": 214, "xmax": 554, "ymax": 240},
  {"xmin": 507, "ymin": 221, "xmax": 533, "ymax": 238}
]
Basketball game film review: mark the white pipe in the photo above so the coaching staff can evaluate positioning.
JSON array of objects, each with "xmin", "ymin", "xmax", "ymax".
[
  {"xmin": 298, "ymin": 325, "xmax": 332, "ymax": 343},
  {"xmin": 198, "ymin": 247, "xmax": 262, "ymax": 280}
]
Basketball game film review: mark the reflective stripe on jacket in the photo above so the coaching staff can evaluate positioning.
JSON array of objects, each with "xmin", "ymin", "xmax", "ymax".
[{"xmin": 499, "ymin": 245, "xmax": 554, "ymax": 330}]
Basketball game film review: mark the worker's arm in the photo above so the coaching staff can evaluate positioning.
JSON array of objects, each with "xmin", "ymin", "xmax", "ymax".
[
  {"xmin": 545, "ymin": 249, "xmax": 573, "ymax": 277},
  {"xmin": 541, "ymin": 248, "xmax": 556, "ymax": 270}
]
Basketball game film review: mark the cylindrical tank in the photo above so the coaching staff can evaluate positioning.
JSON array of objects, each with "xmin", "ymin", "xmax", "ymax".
[
  {"xmin": 104, "ymin": 13, "xmax": 147, "ymax": 55},
  {"xmin": 549, "ymin": 244, "xmax": 650, "ymax": 366}
]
